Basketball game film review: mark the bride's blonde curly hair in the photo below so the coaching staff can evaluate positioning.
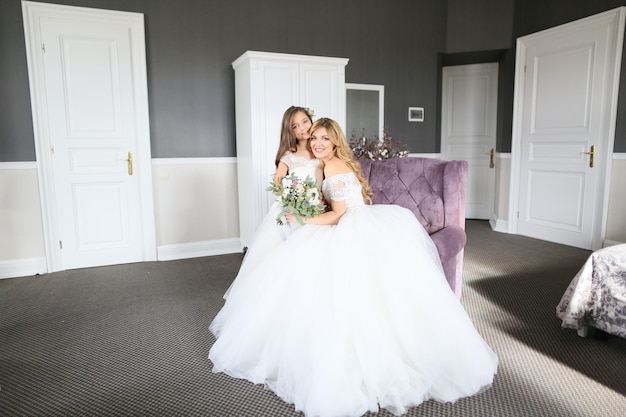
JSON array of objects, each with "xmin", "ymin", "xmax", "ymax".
[{"xmin": 310, "ymin": 118, "xmax": 372, "ymax": 204}]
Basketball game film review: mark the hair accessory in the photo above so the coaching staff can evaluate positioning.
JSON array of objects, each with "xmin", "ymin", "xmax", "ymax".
[{"xmin": 304, "ymin": 107, "xmax": 315, "ymax": 118}]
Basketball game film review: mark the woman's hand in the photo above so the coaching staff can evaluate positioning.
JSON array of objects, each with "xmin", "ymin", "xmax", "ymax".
[{"xmin": 285, "ymin": 212, "xmax": 305, "ymax": 224}]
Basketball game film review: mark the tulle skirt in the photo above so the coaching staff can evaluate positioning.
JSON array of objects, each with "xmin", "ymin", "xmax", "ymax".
[
  {"xmin": 209, "ymin": 204, "xmax": 498, "ymax": 417},
  {"xmin": 223, "ymin": 201, "xmax": 302, "ymax": 299}
]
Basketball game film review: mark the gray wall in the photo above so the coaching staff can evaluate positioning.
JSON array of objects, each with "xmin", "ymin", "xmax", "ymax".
[
  {"xmin": 446, "ymin": 0, "xmax": 514, "ymax": 52},
  {"xmin": 2, "ymin": 0, "xmax": 626, "ymax": 162},
  {"xmin": 0, "ymin": 0, "xmax": 445, "ymax": 161}
]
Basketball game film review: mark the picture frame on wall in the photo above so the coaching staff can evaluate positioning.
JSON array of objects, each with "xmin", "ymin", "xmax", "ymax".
[{"xmin": 408, "ymin": 107, "xmax": 424, "ymax": 122}]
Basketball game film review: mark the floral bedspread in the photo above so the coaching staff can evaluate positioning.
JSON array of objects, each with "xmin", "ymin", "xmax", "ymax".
[{"xmin": 556, "ymin": 244, "xmax": 626, "ymax": 338}]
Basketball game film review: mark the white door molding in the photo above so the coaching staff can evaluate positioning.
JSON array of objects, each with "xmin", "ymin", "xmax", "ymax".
[
  {"xmin": 509, "ymin": 7, "xmax": 625, "ymax": 250},
  {"xmin": 346, "ymin": 83, "xmax": 385, "ymax": 139},
  {"xmin": 22, "ymin": 1, "xmax": 156, "ymax": 271}
]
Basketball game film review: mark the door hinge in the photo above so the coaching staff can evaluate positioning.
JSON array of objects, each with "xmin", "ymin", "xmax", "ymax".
[
  {"xmin": 51, "ymin": 145, "xmax": 55, "ymax": 155},
  {"xmin": 59, "ymin": 240, "xmax": 63, "ymax": 249},
  {"xmin": 42, "ymin": 43, "xmax": 46, "ymax": 53}
]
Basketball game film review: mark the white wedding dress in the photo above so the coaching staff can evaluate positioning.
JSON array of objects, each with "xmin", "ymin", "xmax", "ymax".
[
  {"xmin": 209, "ymin": 171, "xmax": 498, "ymax": 417},
  {"xmin": 223, "ymin": 151, "xmax": 322, "ymax": 299}
]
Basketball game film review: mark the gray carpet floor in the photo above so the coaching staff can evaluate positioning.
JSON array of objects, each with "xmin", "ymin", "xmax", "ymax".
[{"xmin": 1, "ymin": 220, "xmax": 625, "ymax": 416}]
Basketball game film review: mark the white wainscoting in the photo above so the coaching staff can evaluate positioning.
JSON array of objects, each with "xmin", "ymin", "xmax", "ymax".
[
  {"xmin": 2, "ymin": 154, "xmax": 624, "ymax": 278},
  {"xmin": 0, "ymin": 158, "xmax": 242, "ymax": 279},
  {"xmin": 605, "ymin": 155, "xmax": 626, "ymax": 246},
  {"xmin": 151, "ymin": 158, "xmax": 241, "ymax": 260},
  {"xmin": 0, "ymin": 162, "xmax": 46, "ymax": 279},
  {"xmin": 490, "ymin": 153, "xmax": 511, "ymax": 233}
]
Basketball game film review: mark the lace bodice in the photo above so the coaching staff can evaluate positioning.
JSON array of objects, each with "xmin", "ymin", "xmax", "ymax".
[
  {"xmin": 280, "ymin": 152, "xmax": 322, "ymax": 185},
  {"xmin": 322, "ymin": 172, "xmax": 366, "ymax": 209}
]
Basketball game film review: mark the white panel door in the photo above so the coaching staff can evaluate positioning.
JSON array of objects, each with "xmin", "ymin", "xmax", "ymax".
[
  {"xmin": 23, "ymin": 2, "xmax": 156, "ymax": 271},
  {"xmin": 512, "ymin": 8, "xmax": 624, "ymax": 249},
  {"xmin": 441, "ymin": 63, "xmax": 498, "ymax": 219}
]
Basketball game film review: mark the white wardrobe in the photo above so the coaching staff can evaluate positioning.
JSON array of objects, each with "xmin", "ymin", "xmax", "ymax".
[{"xmin": 232, "ymin": 51, "xmax": 348, "ymax": 249}]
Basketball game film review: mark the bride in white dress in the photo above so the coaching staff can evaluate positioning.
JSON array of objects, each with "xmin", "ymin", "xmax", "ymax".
[{"xmin": 209, "ymin": 118, "xmax": 498, "ymax": 417}]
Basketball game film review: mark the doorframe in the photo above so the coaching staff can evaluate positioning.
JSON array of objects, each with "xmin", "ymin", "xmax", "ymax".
[
  {"xmin": 22, "ymin": 1, "xmax": 156, "ymax": 272},
  {"xmin": 345, "ymin": 83, "xmax": 385, "ymax": 139},
  {"xmin": 508, "ymin": 7, "xmax": 626, "ymax": 249}
]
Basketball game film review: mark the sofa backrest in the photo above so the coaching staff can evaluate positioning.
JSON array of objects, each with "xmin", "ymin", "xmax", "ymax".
[{"xmin": 359, "ymin": 157, "xmax": 467, "ymax": 234}]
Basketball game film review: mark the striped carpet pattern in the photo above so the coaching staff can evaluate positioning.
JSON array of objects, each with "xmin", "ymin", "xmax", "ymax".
[{"xmin": 0, "ymin": 220, "xmax": 624, "ymax": 416}]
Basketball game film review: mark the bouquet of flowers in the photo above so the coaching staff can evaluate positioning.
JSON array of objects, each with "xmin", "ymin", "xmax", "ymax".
[{"xmin": 266, "ymin": 173, "xmax": 326, "ymax": 226}]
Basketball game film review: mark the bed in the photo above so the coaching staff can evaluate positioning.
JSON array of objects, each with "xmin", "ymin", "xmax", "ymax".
[{"xmin": 556, "ymin": 244, "xmax": 626, "ymax": 338}]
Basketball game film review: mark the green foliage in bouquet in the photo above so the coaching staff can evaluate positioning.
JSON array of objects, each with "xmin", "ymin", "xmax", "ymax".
[
  {"xmin": 348, "ymin": 128, "xmax": 409, "ymax": 160},
  {"xmin": 266, "ymin": 173, "xmax": 326, "ymax": 226}
]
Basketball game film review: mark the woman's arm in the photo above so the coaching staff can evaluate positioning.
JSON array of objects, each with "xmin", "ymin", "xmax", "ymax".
[
  {"xmin": 286, "ymin": 199, "xmax": 346, "ymax": 225},
  {"xmin": 286, "ymin": 160, "xmax": 351, "ymax": 225},
  {"xmin": 273, "ymin": 161, "xmax": 289, "ymax": 186},
  {"xmin": 289, "ymin": 199, "xmax": 346, "ymax": 225}
]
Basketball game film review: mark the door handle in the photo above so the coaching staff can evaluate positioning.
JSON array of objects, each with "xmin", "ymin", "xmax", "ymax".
[
  {"xmin": 123, "ymin": 151, "xmax": 133, "ymax": 175},
  {"xmin": 489, "ymin": 148, "xmax": 495, "ymax": 168},
  {"xmin": 581, "ymin": 145, "xmax": 595, "ymax": 168}
]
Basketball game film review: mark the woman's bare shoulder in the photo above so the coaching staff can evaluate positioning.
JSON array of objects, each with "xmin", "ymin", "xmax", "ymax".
[{"xmin": 324, "ymin": 159, "xmax": 352, "ymax": 177}]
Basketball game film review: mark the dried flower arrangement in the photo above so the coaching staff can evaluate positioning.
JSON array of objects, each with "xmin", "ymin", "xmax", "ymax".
[{"xmin": 348, "ymin": 129, "xmax": 409, "ymax": 160}]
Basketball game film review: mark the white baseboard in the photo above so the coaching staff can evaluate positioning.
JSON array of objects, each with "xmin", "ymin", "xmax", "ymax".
[
  {"xmin": 603, "ymin": 239, "xmax": 625, "ymax": 247},
  {"xmin": 157, "ymin": 238, "xmax": 242, "ymax": 261},
  {"xmin": 0, "ymin": 239, "xmax": 243, "ymax": 279},
  {"xmin": 489, "ymin": 215, "xmax": 509, "ymax": 233},
  {"xmin": 0, "ymin": 257, "xmax": 47, "ymax": 279}
]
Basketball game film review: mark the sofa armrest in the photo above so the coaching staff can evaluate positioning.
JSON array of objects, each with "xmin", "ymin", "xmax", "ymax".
[
  {"xmin": 360, "ymin": 157, "xmax": 468, "ymax": 298},
  {"xmin": 430, "ymin": 225, "xmax": 467, "ymax": 296},
  {"xmin": 443, "ymin": 160, "xmax": 468, "ymax": 229},
  {"xmin": 430, "ymin": 225, "xmax": 467, "ymax": 262}
]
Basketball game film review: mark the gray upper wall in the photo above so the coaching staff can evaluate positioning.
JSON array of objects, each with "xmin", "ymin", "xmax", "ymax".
[
  {"xmin": 1, "ymin": 0, "xmax": 626, "ymax": 161},
  {"xmin": 0, "ymin": 0, "xmax": 446, "ymax": 161},
  {"xmin": 446, "ymin": 0, "xmax": 514, "ymax": 52}
]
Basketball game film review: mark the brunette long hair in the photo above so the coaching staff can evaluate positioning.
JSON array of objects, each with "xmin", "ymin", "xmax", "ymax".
[{"xmin": 274, "ymin": 106, "xmax": 313, "ymax": 167}]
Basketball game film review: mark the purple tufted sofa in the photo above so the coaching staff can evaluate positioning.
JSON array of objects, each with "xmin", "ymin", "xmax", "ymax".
[{"xmin": 359, "ymin": 157, "xmax": 468, "ymax": 298}]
